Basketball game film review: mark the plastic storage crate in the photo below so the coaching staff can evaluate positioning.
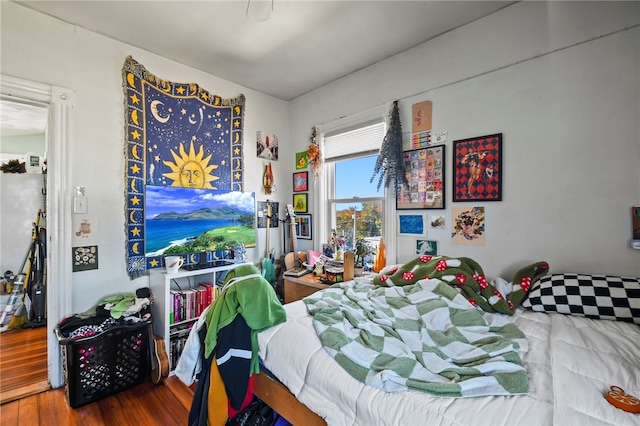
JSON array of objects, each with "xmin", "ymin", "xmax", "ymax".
[{"xmin": 55, "ymin": 320, "xmax": 150, "ymax": 408}]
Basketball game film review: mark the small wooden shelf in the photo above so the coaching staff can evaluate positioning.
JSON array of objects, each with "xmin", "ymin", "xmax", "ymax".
[{"xmin": 149, "ymin": 264, "xmax": 236, "ymax": 372}]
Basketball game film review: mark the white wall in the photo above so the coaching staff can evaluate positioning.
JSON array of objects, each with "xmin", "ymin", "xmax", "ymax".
[
  {"xmin": 289, "ymin": 1, "xmax": 640, "ymax": 279},
  {"xmin": 1, "ymin": 2, "xmax": 290, "ymax": 313}
]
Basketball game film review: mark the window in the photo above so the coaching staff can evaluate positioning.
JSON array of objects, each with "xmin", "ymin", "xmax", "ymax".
[{"xmin": 320, "ymin": 120, "xmax": 387, "ymax": 263}]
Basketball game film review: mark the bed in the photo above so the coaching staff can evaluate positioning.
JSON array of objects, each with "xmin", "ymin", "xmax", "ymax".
[{"xmin": 256, "ymin": 258, "xmax": 640, "ymax": 425}]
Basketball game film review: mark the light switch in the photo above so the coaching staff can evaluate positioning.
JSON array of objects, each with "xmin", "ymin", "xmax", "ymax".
[{"xmin": 73, "ymin": 196, "xmax": 88, "ymax": 214}]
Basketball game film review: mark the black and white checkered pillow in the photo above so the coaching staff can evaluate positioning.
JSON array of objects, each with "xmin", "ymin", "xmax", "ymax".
[{"xmin": 522, "ymin": 274, "xmax": 640, "ymax": 324}]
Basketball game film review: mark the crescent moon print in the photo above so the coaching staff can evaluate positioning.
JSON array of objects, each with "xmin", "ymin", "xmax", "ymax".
[
  {"xmin": 150, "ymin": 100, "xmax": 170, "ymax": 123},
  {"xmin": 131, "ymin": 145, "xmax": 141, "ymax": 160}
]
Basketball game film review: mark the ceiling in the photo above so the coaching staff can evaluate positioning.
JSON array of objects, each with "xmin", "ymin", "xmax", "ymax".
[{"xmin": 12, "ymin": 0, "xmax": 515, "ymax": 102}]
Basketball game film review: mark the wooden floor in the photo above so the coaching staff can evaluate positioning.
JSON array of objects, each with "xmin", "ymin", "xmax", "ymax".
[
  {"xmin": 0, "ymin": 326, "xmax": 196, "ymax": 425},
  {"xmin": 0, "ymin": 326, "xmax": 49, "ymax": 403},
  {"xmin": 0, "ymin": 376, "xmax": 195, "ymax": 425}
]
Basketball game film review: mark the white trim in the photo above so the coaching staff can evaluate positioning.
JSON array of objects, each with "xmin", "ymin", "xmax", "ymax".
[{"xmin": 1, "ymin": 74, "xmax": 74, "ymax": 389}]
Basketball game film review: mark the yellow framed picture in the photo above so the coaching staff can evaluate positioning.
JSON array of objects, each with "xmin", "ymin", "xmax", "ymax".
[{"xmin": 293, "ymin": 193, "xmax": 308, "ymax": 213}]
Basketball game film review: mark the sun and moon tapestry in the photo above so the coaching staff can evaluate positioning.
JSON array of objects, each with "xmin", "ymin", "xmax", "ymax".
[{"xmin": 123, "ymin": 56, "xmax": 247, "ymax": 279}]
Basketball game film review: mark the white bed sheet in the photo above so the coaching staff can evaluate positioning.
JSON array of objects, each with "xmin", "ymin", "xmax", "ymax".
[{"xmin": 258, "ymin": 300, "xmax": 640, "ymax": 426}]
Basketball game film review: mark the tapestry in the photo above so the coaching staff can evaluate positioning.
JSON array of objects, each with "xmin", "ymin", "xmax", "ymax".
[{"xmin": 123, "ymin": 56, "xmax": 245, "ymax": 279}]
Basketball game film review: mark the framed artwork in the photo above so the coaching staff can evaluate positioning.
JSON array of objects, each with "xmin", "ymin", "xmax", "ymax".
[
  {"xmin": 415, "ymin": 239, "xmax": 438, "ymax": 256},
  {"xmin": 295, "ymin": 151, "xmax": 308, "ymax": 170},
  {"xmin": 293, "ymin": 171, "xmax": 308, "ymax": 192},
  {"xmin": 257, "ymin": 131, "xmax": 278, "ymax": 160},
  {"xmin": 293, "ymin": 193, "xmax": 308, "ymax": 213},
  {"xmin": 397, "ymin": 213, "xmax": 426, "ymax": 236},
  {"xmin": 295, "ymin": 214, "xmax": 312, "ymax": 240},
  {"xmin": 396, "ymin": 145, "xmax": 445, "ymax": 210},
  {"xmin": 72, "ymin": 245, "xmax": 99, "ymax": 272},
  {"xmin": 453, "ymin": 133, "xmax": 502, "ymax": 202}
]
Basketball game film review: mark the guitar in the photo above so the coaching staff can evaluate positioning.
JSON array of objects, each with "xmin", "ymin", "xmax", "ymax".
[
  {"xmin": 283, "ymin": 204, "xmax": 307, "ymax": 271},
  {"xmin": 146, "ymin": 297, "xmax": 169, "ymax": 384},
  {"xmin": 261, "ymin": 200, "xmax": 276, "ymax": 285}
]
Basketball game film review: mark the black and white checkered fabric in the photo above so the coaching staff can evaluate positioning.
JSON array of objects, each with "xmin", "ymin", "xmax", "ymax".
[{"xmin": 522, "ymin": 274, "xmax": 640, "ymax": 324}]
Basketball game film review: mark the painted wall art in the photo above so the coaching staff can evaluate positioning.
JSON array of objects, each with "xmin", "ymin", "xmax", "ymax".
[
  {"xmin": 453, "ymin": 133, "xmax": 502, "ymax": 202},
  {"xmin": 451, "ymin": 206, "xmax": 485, "ymax": 246}
]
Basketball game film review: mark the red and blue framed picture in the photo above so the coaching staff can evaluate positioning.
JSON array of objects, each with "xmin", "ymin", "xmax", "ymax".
[
  {"xmin": 293, "ymin": 171, "xmax": 308, "ymax": 192},
  {"xmin": 453, "ymin": 133, "xmax": 502, "ymax": 202}
]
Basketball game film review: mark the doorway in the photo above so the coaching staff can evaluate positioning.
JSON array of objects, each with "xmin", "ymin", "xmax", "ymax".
[
  {"xmin": 0, "ymin": 98, "xmax": 48, "ymax": 401},
  {"xmin": 0, "ymin": 74, "xmax": 74, "ymax": 397}
]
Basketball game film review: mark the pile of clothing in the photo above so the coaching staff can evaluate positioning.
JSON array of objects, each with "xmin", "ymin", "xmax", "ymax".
[{"xmin": 57, "ymin": 287, "xmax": 152, "ymax": 339}]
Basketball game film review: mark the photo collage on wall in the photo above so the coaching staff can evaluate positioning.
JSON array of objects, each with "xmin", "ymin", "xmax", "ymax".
[{"xmin": 396, "ymin": 145, "xmax": 445, "ymax": 209}]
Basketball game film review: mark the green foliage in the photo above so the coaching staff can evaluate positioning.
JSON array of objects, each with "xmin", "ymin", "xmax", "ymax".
[{"xmin": 162, "ymin": 225, "xmax": 256, "ymax": 254}]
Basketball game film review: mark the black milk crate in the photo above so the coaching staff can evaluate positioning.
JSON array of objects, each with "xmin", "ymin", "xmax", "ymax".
[{"xmin": 55, "ymin": 320, "xmax": 150, "ymax": 408}]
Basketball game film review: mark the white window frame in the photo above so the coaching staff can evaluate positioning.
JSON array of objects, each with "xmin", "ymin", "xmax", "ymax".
[{"xmin": 313, "ymin": 104, "xmax": 396, "ymax": 263}]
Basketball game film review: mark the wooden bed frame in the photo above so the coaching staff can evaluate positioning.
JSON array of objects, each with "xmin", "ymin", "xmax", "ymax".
[{"xmin": 253, "ymin": 371, "xmax": 326, "ymax": 426}]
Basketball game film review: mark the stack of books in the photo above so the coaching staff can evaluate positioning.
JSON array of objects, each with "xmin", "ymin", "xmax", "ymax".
[{"xmin": 169, "ymin": 282, "xmax": 216, "ymax": 325}]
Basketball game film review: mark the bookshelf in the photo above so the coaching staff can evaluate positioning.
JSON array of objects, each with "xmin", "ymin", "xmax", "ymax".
[{"xmin": 149, "ymin": 263, "xmax": 236, "ymax": 372}]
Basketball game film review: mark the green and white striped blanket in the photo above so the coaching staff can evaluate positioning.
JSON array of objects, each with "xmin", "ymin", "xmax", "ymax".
[{"xmin": 304, "ymin": 277, "xmax": 529, "ymax": 398}]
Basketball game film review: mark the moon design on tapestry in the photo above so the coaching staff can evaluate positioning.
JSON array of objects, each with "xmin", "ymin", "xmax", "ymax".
[
  {"xmin": 150, "ymin": 100, "xmax": 170, "ymax": 123},
  {"xmin": 190, "ymin": 253, "xmax": 197, "ymax": 263},
  {"xmin": 131, "ymin": 109, "xmax": 139, "ymax": 125},
  {"xmin": 127, "ymin": 72, "xmax": 136, "ymax": 88},
  {"xmin": 130, "ymin": 179, "xmax": 139, "ymax": 193},
  {"xmin": 131, "ymin": 145, "xmax": 142, "ymax": 160},
  {"xmin": 132, "ymin": 242, "xmax": 140, "ymax": 254},
  {"xmin": 129, "ymin": 210, "xmax": 139, "ymax": 224},
  {"xmin": 163, "ymin": 141, "xmax": 219, "ymax": 189}
]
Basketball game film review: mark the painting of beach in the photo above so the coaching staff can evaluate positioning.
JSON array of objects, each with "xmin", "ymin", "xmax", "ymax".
[{"xmin": 145, "ymin": 186, "xmax": 255, "ymax": 256}]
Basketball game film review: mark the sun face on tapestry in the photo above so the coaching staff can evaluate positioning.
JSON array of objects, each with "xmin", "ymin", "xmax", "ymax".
[
  {"xmin": 157, "ymin": 141, "xmax": 218, "ymax": 188},
  {"xmin": 142, "ymin": 86, "xmax": 240, "ymax": 190}
]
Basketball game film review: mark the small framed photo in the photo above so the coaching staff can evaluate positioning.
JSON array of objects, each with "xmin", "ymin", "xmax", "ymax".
[
  {"xmin": 293, "ymin": 193, "xmax": 308, "ymax": 213},
  {"xmin": 415, "ymin": 239, "xmax": 438, "ymax": 256},
  {"xmin": 293, "ymin": 171, "xmax": 308, "ymax": 192},
  {"xmin": 453, "ymin": 133, "xmax": 502, "ymax": 202},
  {"xmin": 295, "ymin": 151, "xmax": 308, "ymax": 169},
  {"xmin": 295, "ymin": 214, "xmax": 312, "ymax": 240},
  {"xmin": 397, "ymin": 213, "xmax": 426, "ymax": 236}
]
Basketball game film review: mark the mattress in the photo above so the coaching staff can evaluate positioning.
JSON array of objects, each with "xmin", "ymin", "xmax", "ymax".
[{"xmin": 257, "ymin": 299, "xmax": 640, "ymax": 425}]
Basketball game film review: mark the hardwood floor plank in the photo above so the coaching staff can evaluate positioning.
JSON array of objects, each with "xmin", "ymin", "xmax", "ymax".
[
  {"xmin": 17, "ymin": 394, "xmax": 40, "ymax": 425},
  {"xmin": 116, "ymin": 382, "xmax": 180, "ymax": 426},
  {"xmin": 164, "ymin": 375, "xmax": 196, "ymax": 411},
  {"xmin": 97, "ymin": 392, "xmax": 130, "ymax": 425},
  {"xmin": 38, "ymin": 390, "xmax": 64, "ymax": 425},
  {"xmin": 147, "ymin": 381, "xmax": 191, "ymax": 423},
  {"xmin": 0, "ymin": 399, "xmax": 19, "ymax": 425}
]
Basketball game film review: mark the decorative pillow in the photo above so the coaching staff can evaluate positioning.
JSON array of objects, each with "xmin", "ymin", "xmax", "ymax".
[{"xmin": 522, "ymin": 273, "xmax": 640, "ymax": 324}]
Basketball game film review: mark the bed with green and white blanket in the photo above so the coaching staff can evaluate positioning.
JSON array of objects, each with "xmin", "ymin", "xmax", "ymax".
[{"xmin": 256, "ymin": 256, "xmax": 640, "ymax": 425}]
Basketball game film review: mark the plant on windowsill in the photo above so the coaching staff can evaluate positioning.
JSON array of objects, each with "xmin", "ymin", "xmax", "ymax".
[{"xmin": 354, "ymin": 238, "xmax": 373, "ymax": 268}]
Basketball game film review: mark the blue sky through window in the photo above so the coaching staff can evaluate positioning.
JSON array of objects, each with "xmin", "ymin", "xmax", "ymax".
[{"xmin": 335, "ymin": 155, "xmax": 382, "ymax": 199}]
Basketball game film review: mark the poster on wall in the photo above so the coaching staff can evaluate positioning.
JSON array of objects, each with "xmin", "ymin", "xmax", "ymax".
[
  {"xmin": 451, "ymin": 206, "xmax": 485, "ymax": 246},
  {"xmin": 396, "ymin": 145, "xmax": 445, "ymax": 210},
  {"xmin": 122, "ymin": 56, "xmax": 246, "ymax": 279},
  {"xmin": 453, "ymin": 133, "xmax": 502, "ymax": 202},
  {"xmin": 257, "ymin": 131, "xmax": 278, "ymax": 160},
  {"xmin": 72, "ymin": 246, "xmax": 98, "ymax": 272}
]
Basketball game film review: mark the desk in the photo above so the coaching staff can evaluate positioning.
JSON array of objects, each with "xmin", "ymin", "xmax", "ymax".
[
  {"xmin": 283, "ymin": 268, "xmax": 367, "ymax": 303},
  {"xmin": 283, "ymin": 273, "xmax": 330, "ymax": 303}
]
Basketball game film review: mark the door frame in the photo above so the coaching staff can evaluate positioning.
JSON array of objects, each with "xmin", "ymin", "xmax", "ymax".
[{"xmin": 1, "ymin": 74, "xmax": 73, "ymax": 388}]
